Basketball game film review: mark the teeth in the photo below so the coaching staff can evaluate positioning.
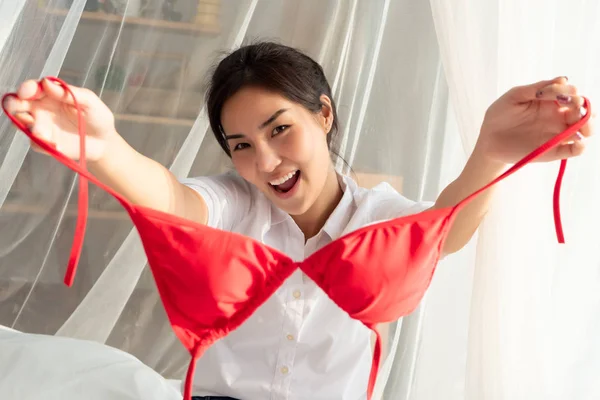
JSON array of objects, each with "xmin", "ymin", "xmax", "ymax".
[{"xmin": 269, "ymin": 170, "xmax": 297, "ymax": 186}]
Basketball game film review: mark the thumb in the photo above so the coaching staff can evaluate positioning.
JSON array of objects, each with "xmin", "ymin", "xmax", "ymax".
[{"xmin": 508, "ymin": 76, "xmax": 568, "ymax": 103}]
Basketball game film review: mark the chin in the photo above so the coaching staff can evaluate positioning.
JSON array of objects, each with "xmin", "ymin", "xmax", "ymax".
[{"xmin": 272, "ymin": 195, "xmax": 313, "ymax": 216}]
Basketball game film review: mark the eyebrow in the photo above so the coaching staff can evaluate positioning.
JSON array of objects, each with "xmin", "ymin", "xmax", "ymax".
[{"xmin": 224, "ymin": 108, "xmax": 289, "ymax": 140}]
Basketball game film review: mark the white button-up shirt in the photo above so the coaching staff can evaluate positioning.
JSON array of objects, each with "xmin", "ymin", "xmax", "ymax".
[{"xmin": 182, "ymin": 172, "xmax": 431, "ymax": 400}]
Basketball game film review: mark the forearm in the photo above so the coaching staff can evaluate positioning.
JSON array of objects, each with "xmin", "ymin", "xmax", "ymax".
[
  {"xmin": 433, "ymin": 145, "xmax": 507, "ymax": 255},
  {"xmin": 88, "ymin": 133, "xmax": 207, "ymax": 224}
]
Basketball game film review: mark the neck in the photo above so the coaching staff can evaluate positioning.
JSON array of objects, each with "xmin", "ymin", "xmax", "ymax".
[{"xmin": 292, "ymin": 164, "xmax": 343, "ymax": 240}]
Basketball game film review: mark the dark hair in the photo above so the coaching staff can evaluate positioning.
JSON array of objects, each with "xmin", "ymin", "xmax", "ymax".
[{"xmin": 206, "ymin": 41, "xmax": 340, "ymax": 158}]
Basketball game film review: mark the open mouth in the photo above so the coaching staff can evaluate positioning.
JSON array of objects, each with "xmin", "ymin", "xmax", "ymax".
[{"xmin": 269, "ymin": 170, "xmax": 300, "ymax": 194}]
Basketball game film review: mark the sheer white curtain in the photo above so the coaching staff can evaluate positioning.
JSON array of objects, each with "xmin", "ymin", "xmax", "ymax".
[
  {"xmin": 1, "ymin": 1, "xmax": 599, "ymax": 399},
  {"xmin": 0, "ymin": 1, "xmax": 26, "ymax": 54},
  {"xmin": 418, "ymin": 1, "xmax": 600, "ymax": 399}
]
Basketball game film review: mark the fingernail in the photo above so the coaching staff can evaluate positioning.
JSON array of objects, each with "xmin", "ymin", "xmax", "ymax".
[
  {"xmin": 576, "ymin": 132, "xmax": 584, "ymax": 141},
  {"xmin": 5, "ymin": 98, "xmax": 15, "ymax": 113},
  {"xmin": 561, "ymin": 76, "xmax": 568, "ymax": 81},
  {"xmin": 557, "ymin": 94, "xmax": 571, "ymax": 104},
  {"xmin": 536, "ymin": 90, "xmax": 544, "ymax": 98},
  {"xmin": 580, "ymin": 106, "xmax": 588, "ymax": 117},
  {"xmin": 25, "ymin": 81, "xmax": 44, "ymax": 100}
]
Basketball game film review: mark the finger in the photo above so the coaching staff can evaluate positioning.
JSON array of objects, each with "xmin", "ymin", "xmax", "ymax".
[
  {"xmin": 561, "ymin": 96, "xmax": 594, "ymax": 138},
  {"xmin": 13, "ymin": 111, "xmax": 35, "ymax": 128},
  {"xmin": 509, "ymin": 76, "xmax": 568, "ymax": 102},
  {"xmin": 561, "ymin": 131, "xmax": 585, "ymax": 145},
  {"xmin": 562, "ymin": 95, "xmax": 586, "ymax": 125},
  {"xmin": 17, "ymin": 79, "xmax": 45, "ymax": 100},
  {"xmin": 543, "ymin": 139, "xmax": 586, "ymax": 161},
  {"xmin": 535, "ymin": 82, "xmax": 578, "ymax": 103},
  {"xmin": 579, "ymin": 109, "xmax": 595, "ymax": 138},
  {"xmin": 4, "ymin": 96, "xmax": 32, "ymax": 114},
  {"xmin": 40, "ymin": 78, "xmax": 92, "ymax": 107},
  {"xmin": 30, "ymin": 110, "xmax": 57, "ymax": 147}
]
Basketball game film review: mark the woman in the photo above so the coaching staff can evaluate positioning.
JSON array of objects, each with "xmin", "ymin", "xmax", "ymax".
[{"xmin": 6, "ymin": 42, "xmax": 594, "ymax": 400}]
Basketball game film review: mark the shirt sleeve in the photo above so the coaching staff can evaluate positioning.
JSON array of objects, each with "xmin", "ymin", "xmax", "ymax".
[{"xmin": 180, "ymin": 171, "xmax": 253, "ymax": 231}]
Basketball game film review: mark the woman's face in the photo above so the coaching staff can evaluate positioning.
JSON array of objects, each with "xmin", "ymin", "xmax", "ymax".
[{"xmin": 221, "ymin": 86, "xmax": 334, "ymax": 216}]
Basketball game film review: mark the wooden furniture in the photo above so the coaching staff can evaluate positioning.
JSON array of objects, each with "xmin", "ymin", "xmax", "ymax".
[
  {"xmin": 45, "ymin": 6, "xmax": 220, "ymax": 34},
  {"xmin": 354, "ymin": 172, "xmax": 403, "ymax": 192}
]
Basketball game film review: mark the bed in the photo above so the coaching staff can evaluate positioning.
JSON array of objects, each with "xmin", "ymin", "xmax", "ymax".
[{"xmin": 0, "ymin": 325, "xmax": 183, "ymax": 400}]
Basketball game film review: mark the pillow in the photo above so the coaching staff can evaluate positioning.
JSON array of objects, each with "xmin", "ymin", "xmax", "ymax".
[{"xmin": 0, "ymin": 329, "xmax": 182, "ymax": 400}]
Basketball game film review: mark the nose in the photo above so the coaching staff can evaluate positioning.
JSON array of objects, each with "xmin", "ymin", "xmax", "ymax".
[{"xmin": 255, "ymin": 142, "xmax": 281, "ymax": 173}]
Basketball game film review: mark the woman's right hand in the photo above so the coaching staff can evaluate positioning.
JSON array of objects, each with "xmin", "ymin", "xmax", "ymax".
[
  {"xmin": 5, "ymin": 78, "xmax": 208, "ymax": 223},
  {"xmin": 5, "ymin": 78, "xmax": 119, "ymax": 162}
]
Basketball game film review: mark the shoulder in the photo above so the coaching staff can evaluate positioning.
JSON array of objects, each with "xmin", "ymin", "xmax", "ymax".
[
  {"xmin": 180, "ymin": 171, "xmax": 267, "ymax": 229},
  {"xmin": 343, "ymin": 174, "xmax": 433, "ymax": 223},
  {"xmin": 181, "ymin": 170, "xmax": 253, "ymax": 207},
  {"xmin": 181, "ymin": 170, "xmax": 252, "ymax": 196}
]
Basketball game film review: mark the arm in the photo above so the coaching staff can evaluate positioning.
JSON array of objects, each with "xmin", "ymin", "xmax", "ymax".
[
  {"xmin": 433, "ymin": 76, "xmax": 593, "ymax": 256},
  {"xmin": 433, "ymin": 146, "xmax": 506, "ymax": 255},
  {"xmin": 89, "ymin": 133, "xmax": 208, "ymax": 225},
  {"xmin": 8, "ymin": 79, "xmax": 208, "ymax": 225}
]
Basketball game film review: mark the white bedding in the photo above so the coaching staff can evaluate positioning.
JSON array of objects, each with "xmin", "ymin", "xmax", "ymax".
[{"xmin": 0, "ymin": 326, "xmax": 183, "ymax": 400}]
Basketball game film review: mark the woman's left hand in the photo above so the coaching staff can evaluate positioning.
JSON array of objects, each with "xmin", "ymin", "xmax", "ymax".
[{"xmin": 476, "ymin": 76, "xmax": 595, "ymax": 164}]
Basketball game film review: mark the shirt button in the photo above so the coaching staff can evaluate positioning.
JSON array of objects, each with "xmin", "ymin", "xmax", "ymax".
[
  {"xmin": 286, "ymin": 334, "xmax": 294, "ymax": 341},
  {"xmin": 293, "ymin": 290, "xmax": 301, "ymax": 299},
  {"xmin": 281, "ymin": 366, "xmax": 289, "ymax": 374}
]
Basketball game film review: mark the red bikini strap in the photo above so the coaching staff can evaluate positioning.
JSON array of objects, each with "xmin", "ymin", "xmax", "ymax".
[
  {"xmin": 452, "ymin": 97, "xmax": 592, "ymax": 243},
  {"xmin": 1, "ymin": 77, "xmax": 132, "ymax": 286},
  {"xmin": 367, "ymin": 325, "xmax": 382, "ymax": 399},
  {"xmin": 553, "ymin": 159, "xmax": 567, "ymax": 242},
  {"xmin": 183, "ymin": 344, "xmax": 202, "ymax": 400}
]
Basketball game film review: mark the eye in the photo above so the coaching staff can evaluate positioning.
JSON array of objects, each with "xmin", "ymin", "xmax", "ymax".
[
  {"xmin": 233, "ymin": 143, "xmax": 250, "ymax": 151},
  {"xmin": 272, "ymin": 125, "xmax": 289, "ymax": 136}
]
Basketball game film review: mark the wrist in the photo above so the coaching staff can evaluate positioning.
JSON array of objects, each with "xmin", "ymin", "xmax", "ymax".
[
  {"xmin": 460, "ymin": 140, "xmax": 508, "ymax": 183},
  {"xmin": 88, "ymin": 131, "xmax": 138, "ymax": 176}
]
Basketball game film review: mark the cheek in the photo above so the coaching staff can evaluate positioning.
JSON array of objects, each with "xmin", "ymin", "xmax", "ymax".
[
  {"xmin": 286, "ymin": 126, "xmax": 327, "ymax": 165},
  {"xmin": 231, "ymin": 154, "xmax": 256, "ymax": 182}
]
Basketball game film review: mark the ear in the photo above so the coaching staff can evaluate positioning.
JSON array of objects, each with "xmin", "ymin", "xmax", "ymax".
[{"xmin": 319, "ymin": 94, "xmax": 334, "ymax": 134}]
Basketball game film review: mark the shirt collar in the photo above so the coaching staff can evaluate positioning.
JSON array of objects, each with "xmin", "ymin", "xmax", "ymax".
[{"xmin": 320, "ymin": 174, "xmax": 355, "ymax": 240}]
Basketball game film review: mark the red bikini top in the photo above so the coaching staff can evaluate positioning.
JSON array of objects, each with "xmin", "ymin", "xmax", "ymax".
[{"xmin": 2, "ymin": 78, "xmax": 591, "ymax": 400}]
